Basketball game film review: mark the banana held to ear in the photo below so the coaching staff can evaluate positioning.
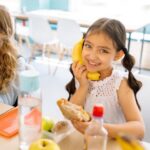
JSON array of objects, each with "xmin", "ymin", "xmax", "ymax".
[
  {"xmin": 72, "ymin": 39, "xmax": 100, "ymax": 81},
  {"xmin": 116, "ymin": 135, "xmax": 144, "ymax": 150},
  {"xmin": 72, "ymin": 39, "xmax": 84, "ymax": 64}
]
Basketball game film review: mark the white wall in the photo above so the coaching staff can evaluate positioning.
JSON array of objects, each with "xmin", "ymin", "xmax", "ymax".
[
  {"xmin": 0, "ymin": 0, "xmax": 20, "ymax": 12},
  {"xmin": 128, "ymin": 40, "xmax": 150, "ymax": 70},
  {"xmin": 136, "ymin": 74, "xmax": 150, "ymax": 142}
]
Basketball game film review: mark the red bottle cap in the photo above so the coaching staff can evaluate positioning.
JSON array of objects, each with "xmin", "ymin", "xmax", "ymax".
[{"xmin": 92, "ymin": 104, "xmax": 104, "ymax": 117}]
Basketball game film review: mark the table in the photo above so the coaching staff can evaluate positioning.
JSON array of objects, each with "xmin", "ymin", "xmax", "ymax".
[
  {"xmin": 59, "ymin": 130, "xmax": 122, "ymax": 150},
  {"xmin": 0, "ymin": 103, "xmax": 13, "ymax": 114},
  {"xmin": 0, "ymin": 103, "xmax": 19, "ymax": 150},
  {"xmin": 0, "ymin": 103, "xmax": 121, "ymax": 150},
  {"xmin": 0, "ymin": 103, "xmax": 149, "ymax": 150}
]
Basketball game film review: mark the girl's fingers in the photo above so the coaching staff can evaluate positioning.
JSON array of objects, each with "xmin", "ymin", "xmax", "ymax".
[
  {"xmin": 78, "ymin": 66, "xmax": 86, "ymax": 74},
  {"xmin": 77, "ymin": 67, "xmax": 87, "ymax": 80},
  {"xmin": 72, "ymin": 62, "xmax": 87, "ymax": 77},
  {"xmin": 83, "ymin": 70, "xmax": 88, "ymax": 79},
  {"xmin": 71, "ymin": 120, "xmax": 78, "ymax": 124},
  {"xmin": 71, "ymin": 120, "xmax": 90, "ymax": 134},
  {"xmin": 72, "ymin": 61, "xmax": 82, "ymax": 71},
  {"xmin": 75, "ymin": 62, "xmax": 83, "ymax": 71},
  {"xmin": 72, "ymin": 61, "xmax": 78, "ymax": 71}
]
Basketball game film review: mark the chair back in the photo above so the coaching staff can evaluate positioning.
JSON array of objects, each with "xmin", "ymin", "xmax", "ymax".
[
  {"xmin": 57, "ymin": 18, "xmax": 83, "ymax": 49},
  {"xmin": 28, "ymin": 14, "xmax": 54, "ymax": 44}
]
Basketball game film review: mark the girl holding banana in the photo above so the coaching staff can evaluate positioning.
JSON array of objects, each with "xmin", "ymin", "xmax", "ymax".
[{"xmin": 66, "ymin": 18, "xmax": 145, "ymax": 139}]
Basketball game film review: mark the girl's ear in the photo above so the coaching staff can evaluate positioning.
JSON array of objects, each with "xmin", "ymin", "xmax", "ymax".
[{"xmin": 114, "ymin": 50, "xmax": 124, "ymax": 61}]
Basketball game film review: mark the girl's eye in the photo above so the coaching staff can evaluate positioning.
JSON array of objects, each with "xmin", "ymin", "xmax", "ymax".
[
  {"xmin": 84, "ymin": 43, "xmax": 92, "ymax": 49},
  {"xmin": 99, "ymin": 49, "xmax": 108, "ymax": 54}
]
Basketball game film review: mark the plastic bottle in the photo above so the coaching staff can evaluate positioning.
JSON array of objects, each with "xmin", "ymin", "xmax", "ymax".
[
  {"xmin": 84, "ymin": 104, "xmax": 108, "ymax": 150},
  {"xmin": 18, "ymin": 70, "xmax": 42, "ymax": 150}
]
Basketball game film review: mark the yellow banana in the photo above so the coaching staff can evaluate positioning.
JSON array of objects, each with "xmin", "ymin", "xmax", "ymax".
[
  {"xmin": 87, "ymin": 72, "xmax": 100, "ymax": 81},
  {"xmin": 72, "ymin": 39, "xmax": 84, "ymax": 64},
  {"xmin": 72, "ymin": 39, "xmax": 100, "ymax": 81},
  {"xmin": 116, "ymin": 134, "xmax": 144, "ymax": 150},
  {"xmin": 131, "ymin": 140, "xmax": 144, "ymax": 150},
  {"xmin": 116, "ymin": 136, "xmax": 134, "ymax": 150}
]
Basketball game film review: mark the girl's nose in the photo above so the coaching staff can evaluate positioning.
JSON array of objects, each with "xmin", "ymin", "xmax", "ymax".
[{"xmin": 89, "ymin": 49, "xmax": 98, "ymax": 60}]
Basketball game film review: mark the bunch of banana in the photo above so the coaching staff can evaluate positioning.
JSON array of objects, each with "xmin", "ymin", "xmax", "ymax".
[
  {"xmin": 72, "ymin": 39, "xmax": 100, "ymax": 81},
  {"xmin": 116, "ymin": 134, "xmax": 145, "ymax": 150}
]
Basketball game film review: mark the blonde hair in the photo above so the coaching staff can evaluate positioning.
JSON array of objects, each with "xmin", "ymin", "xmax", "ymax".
[{"xmin": 0, "ymin": 5, "xmax": 18, "ymax": 92}]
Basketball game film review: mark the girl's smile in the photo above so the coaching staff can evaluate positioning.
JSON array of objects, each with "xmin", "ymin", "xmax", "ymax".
[{"xmin": 86, "ymin": 59, "xmax": 102, "ymax": 70}]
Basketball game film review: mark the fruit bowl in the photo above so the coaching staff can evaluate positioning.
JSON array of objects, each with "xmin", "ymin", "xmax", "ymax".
[{"xmin": 42, "ymin": 120, "xmax": 75, "ymax": 143}]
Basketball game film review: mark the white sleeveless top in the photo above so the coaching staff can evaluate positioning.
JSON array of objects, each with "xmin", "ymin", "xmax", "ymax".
[{"xmin": 84, "ymin": 70, "xmax": 126, "ymax": 124}]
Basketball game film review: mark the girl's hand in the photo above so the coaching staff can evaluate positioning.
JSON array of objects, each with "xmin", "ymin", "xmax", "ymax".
[
  {"xmin": 71, "ymin": 120, "xmax": 91, "ymax": 134},
  {"xmin": 72, "ymin": 61, "xmax": 88, "ymax": 87}
]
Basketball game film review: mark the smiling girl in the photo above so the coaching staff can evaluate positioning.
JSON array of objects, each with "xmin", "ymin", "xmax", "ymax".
[{"xmin": 66, "ymin": 18, "xmax": 145, "ymax": 139}]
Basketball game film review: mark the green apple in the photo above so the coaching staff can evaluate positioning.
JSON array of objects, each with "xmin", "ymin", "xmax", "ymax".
[
  {"xmin": 42, "ymin": 118, "xmax": 54, "ymax": 132},
  {"xmin": 29, "ymin": 139, "xmax": 60, "ymax": 150}
]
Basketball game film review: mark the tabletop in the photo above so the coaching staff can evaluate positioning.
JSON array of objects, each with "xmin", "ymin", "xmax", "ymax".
[
  {"xmin": 0, "ymin": 103, "xmax": 121, "ymax": 150},
  {"xmin": 0, "ymin": 103, "xmax": 150, "ymax": 150}
]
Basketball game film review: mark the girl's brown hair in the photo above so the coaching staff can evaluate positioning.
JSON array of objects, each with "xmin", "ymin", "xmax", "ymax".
[
  {"xmin": 0, "ymin": 5, "xmax": 17, "ymax": 92},
  {"xmin": 66, "ymin": 18, "xmax": 142, "ymax": 110}
]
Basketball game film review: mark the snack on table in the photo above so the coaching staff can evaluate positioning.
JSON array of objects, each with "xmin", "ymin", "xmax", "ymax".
[
  {"xmin": 57, "ymin": 98, "xmax": 91, "ymax": 122},
  {"xmin": 52, "ymin": 120, "xmax": 69, "ymax": 134}
]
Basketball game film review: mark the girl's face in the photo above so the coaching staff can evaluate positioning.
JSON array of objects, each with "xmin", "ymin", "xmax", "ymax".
[{"xmin": 82, "ymin": 32, "xmax": 118, "ymax": 73}]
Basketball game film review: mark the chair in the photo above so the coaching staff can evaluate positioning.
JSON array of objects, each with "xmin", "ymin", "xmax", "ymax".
[
  {"xmin": 53, "ymin": 18, "xmax": 83, "ymax": 74},
  {"xmin": 15, "ymin": 19, "xmax": 30, "ymax": 49},
  {"xmin": 27, "ymin": 13, "xmax": 57, "ymax": 63}
]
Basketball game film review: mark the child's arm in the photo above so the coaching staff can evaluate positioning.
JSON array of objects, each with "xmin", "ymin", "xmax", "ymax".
[
  {"xmin": 69, "ymin": 62, "xmax": 89, "ymax": 106},
  {"xmin": 104, "ymin": 78, "xmax": 145, "ymax": 139},
  {"xmin": 70, "ymin": 85, "xmax": 88, "ymax": 106}
]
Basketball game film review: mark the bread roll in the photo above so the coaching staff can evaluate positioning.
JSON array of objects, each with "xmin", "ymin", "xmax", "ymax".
[{"xmin": 57, "ymin": 98, "xmax": 90, "ymax": 122}]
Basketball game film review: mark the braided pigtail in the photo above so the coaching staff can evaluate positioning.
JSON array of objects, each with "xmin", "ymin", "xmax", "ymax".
[
  {"xmin": 122, "ymin": 48, "xmax": 142, "ymax": 110},
  {"xmin": 65, "ymin": 64, "xmax": 76, "ymax": 100}
]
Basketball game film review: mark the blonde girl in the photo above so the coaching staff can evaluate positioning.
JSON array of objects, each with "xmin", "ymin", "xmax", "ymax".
[{"xmin": 0, "ymin": 5, "xmax": 31, "ymax": 105}]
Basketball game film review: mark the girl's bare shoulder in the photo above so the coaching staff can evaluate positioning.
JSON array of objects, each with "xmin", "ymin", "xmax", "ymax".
[
  {"xmin": 120, "ymin": 77, "xmax": 131, "ymax": 89},
  {"xmin": 118, "ymin": 77, "xmax": 134, "ymax": 97}
]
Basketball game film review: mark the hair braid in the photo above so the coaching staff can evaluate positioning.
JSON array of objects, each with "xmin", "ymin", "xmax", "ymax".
[
  {"xmin": 65, "ymin": 65, "xmax": 76, "ymax": 100},
  {"xmin": 122, "ymin": 48, "xmax": 142, "ymax": 110}
]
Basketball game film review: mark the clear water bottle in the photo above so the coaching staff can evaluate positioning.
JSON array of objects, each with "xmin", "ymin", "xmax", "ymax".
[
  {"xmin": 18, "ymin": 70, "xmax": 42, "ymax": 150},
  {"xmin": 84, "ymin": 104, "xmax": 108, "ymax": 150}
]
